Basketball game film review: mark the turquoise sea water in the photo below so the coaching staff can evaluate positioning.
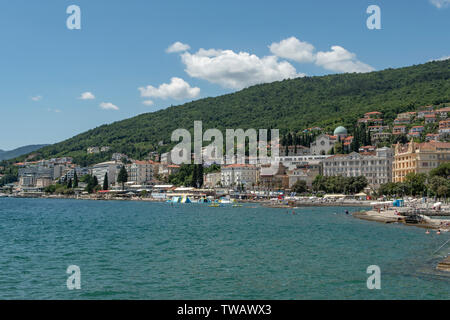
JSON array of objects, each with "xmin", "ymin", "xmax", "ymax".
[{"xmin": 0, "ymin": 197, "xmax": 448, "ymax": 300}]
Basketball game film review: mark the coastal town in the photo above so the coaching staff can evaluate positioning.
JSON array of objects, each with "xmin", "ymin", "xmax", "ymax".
[
  {"xmin": 1, "ymin": 1, "xmax": 450, "ymax": 301},
  {"xmin": 1, "ymin": 106, "xmax": 449, "ymax": 207}
]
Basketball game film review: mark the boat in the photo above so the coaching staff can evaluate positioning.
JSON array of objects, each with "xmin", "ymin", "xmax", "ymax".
[{"xmin": 218, "ymin": 197, "xmax": 234, "ymax": 204}]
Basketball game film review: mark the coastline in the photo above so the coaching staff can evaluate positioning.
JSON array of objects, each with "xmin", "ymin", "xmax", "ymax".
[{"xmin": 352, "ymin": 210, "xmax": 450, "ymax": 231}]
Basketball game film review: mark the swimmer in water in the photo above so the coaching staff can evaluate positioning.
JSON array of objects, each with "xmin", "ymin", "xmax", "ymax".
[{"xmin": 345, "ymin": 210, "xmax": 349, "ymax": 215}]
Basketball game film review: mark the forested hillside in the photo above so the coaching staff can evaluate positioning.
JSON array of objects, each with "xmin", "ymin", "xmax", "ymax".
[{"xmin": 10, "ymin": 59, "xmax": 450, "ymax": 165}]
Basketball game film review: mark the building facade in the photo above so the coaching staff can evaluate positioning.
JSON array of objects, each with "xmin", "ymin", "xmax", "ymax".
[
  {"xmin": 310, "ymin": 134, "xmax": 337, "ymax": 155},
  {"xmin": 203, "ymin": 172, "xmax": 221, "ymax": 188},
  {"xmin": 322, "ymin": 147, "xmax": 393, "ymax": 189},
  {"xmin": 393, "ymin": 141, "xmax": 450, "ymax": 182},
  {"xmin": 221, "ymin": 164, "xmax": 258, "ymax": 189},
  {"xmin": 126, "ymin": 160, "xmax": 158, "ymax": 185},
  {"xmin": 287, "ymin": 161, "xmax": 321, "ymax": 188},
  {"xmin": 92, "ymin": 161, "xmax": 122, "ymax": 187}
]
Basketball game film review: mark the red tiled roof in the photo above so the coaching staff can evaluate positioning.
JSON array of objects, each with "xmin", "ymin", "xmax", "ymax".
[{"xmin": 365, "ymin": 111, "xmax": 382, "ymax": 115}]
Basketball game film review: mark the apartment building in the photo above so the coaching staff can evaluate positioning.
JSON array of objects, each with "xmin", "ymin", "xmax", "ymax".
[
  {"xmin": 322, "ymin": 147, "xmax": 393, "ymax": 189},
  {"xmin": 126, "ymin": 160, "xmax": 158, "ymax": 185},
  {"xmin": 92, "ymin": 161, "xmax": 123, "ymax": 187},
  {"xmin": 221, "ymin": 164, "xmax": 258, "ymax": 189},
  {"xmin": 393, "ymin": 141, "xmax": 450, "ymax": 182}
]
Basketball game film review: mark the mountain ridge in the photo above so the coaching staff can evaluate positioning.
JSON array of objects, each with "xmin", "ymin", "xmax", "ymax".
[
  {"xmin": 4, "ymin": 59, "xmax": 450, "ymax": 166},
  {"xmin": 0, "ymin": 145, "xmax": 49, "ymax": 161}
]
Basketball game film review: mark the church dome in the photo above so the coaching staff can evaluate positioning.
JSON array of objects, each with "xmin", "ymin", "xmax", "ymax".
[{"xmin": 334, "ymin": 126, "xmax": 348, "ymax": 136}]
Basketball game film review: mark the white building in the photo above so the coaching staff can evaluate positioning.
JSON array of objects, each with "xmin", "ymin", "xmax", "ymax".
[
  {"xmin": 92, "ymin": 161, "xmax": 122, "ymax": 187},
  {"xmin": 126, "ymin": 160, "xmax": 158, "ymax": 185},
  {"xmin": 160, "ymin": 152, "xmax": 172, "ymax": 165},
  {"xmin": 221, "ymin": 164, "xmax": 258, "ymax": 189},
  {"xmin": 275, "ymin": 155, "xmax": 329, "ymax": 168},
  {"xmin": 310, "ymin": 134, "xmax": 338, "ymax": 155},
  {"xmin": 322, "ymin": 147, "xmax": 393, "ymax": 189},
  {"xmin": 203, "ymin": 172, "xmax": 221, "ymax": 188},
  {"xmin": 287, "ymin": 161, "xmax": 322, "ymax": 188}
]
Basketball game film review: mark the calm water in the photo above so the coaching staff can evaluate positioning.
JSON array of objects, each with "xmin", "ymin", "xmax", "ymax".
[{"xmin": 0, "ymin": 197, "xmax": 449, "ymax": 300}]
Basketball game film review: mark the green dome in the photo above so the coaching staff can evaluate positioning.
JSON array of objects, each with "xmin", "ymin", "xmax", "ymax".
[{"xmin": 334, "ymin": 126, "xmax": 348, "ymax": 135}]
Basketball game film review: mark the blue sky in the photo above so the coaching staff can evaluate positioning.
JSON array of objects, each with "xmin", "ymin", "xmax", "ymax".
[{"xmin": 0, "ymin": 0, "xmax": 449, "ymax": 150}]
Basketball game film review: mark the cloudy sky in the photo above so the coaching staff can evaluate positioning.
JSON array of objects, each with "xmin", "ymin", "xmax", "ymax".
[{"xmin": 0, "ymin": 0, "xmax": 449, "ymax": 150}]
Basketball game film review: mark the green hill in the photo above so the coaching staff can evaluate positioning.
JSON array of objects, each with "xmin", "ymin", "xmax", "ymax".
[
  {"xmin": 12, "ymin": 59, "xmax": 450, "ymax": 165},
  {"xmin": 0, "ymin": 144, "xmax": 48, "ymax": 161}
]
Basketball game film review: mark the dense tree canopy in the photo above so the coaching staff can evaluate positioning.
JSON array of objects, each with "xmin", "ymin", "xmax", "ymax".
[{"xmin": 1, "ymin": 59, "xmax": 447, "ymax": 166}]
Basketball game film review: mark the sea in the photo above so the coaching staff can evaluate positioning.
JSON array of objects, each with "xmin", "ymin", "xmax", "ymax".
[{"xmin": 0, "ymin": 197, "xmax": 448, "ymax": 299}]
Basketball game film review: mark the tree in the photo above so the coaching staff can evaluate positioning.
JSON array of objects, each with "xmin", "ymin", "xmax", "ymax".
[
  {"xmin": 192, "ymin": 165, "xmax": 198, "ymax": 188},
  {"xmin": 312, "ymin": 175, "xmax": 326, "ymax": 192},
  {"xmin": 73, "ymin": 171, "xmax": 78, "ymax": 188},
  {"xmin": 85, "ymin": 174, "xmax": 99, "ymax": 194},
  {"xmin": 196, "ymin": 165, "xmax": 204, "ymax": 188},
  {"xmin": 117, "ymin": 166, "xmax": 128, "ymax": 190},
  {"xmin": 429, "ymin": 176, "xmax": 449, "ymax": 198},
  {"xmin": 292, "ymin": 180, "xmax": 308, "ymax": 194},
  {"xmin": 334, "ymin": 142, "xmax": 343, "ymax": 154},
  {"xmin": 103, "ymin": 173, "xmax": 109, "ymax": 190},
  {"xmin": 67, "ymin": 178, "xmax": 73, "ymax": 189},
  {"xmin": 404, "ymin": 173, "xmax": 427, "ymax": 196},
  {"xmin": 351, "ymin": 176, "xmax": 368, "ymax": 194},
  {"xmin": 429, "ymin": 162, "xmax": 450, "ymax": 179}
]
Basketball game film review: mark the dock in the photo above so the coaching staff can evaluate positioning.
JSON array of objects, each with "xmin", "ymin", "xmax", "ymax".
[{"xmin": 437, "ymin": 256, "xmax": 450, "ymax": 272}]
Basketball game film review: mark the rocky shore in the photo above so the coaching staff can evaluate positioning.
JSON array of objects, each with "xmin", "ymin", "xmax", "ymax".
[{"xmin": 353, "ymin": 209, "xmax": 450, "ymax": 231}]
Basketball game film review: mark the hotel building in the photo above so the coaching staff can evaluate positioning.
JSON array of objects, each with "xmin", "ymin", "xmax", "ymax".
[
  {"xmin": 393, "ymin": 141, "xmax": 450, "ymax": 182},
  {"xmin": 322, "ymin": 147, "xmax": 393, "ymax": 189}
]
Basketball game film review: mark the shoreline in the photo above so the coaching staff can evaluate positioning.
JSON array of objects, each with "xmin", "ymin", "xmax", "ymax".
[{"xmin": 352, "ymin": 210, "xmax": 450, "ymax": 231}]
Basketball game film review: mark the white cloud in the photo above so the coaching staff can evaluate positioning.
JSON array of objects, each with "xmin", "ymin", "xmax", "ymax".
[
  {"xmin": 269, "ymin": 37, "xmax": 316, "ymax": 63},
  {"xmin": 99, "ymin": 102, "xmax": 119, "ymax": 111},
  {"xmin": 31, "ymin": 95, "xmax": 42, "ymax": 101},
  {"xmin": 166, "ymin": 41, "xmax": 191, "ymax": 53},
  {"xmin": 269, "ymin": 37, "xmax": 374, "ymax": 74},
  {"xmin": 315, "ymin": 46, "xmax": 375, "ymax": 73},
  {"xmin": 431, "ymin": 55, "xmax": 450, "ymax": 61},
  {"xmin": 142, "ymin": 100, "xmax": 155, "ymax": 106},
  {"xmin": 180, "ymin": 49, "xmax": 302, "ymax": 89},
  {"xmin": 430, "ymin": 0, "xmax": 450, "ymax": 8},
  {"xmin": 139, "ymin": 77, "xmax": 200, "ymax": 100},
  {"xmin": 79, "ymin": 92, "xmax": 95, "ymax": 100}
]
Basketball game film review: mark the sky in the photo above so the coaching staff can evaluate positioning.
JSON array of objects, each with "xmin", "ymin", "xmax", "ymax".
[{"xmin": 0, "ymin": 0, "xmax": 449, "ymax": 150}]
